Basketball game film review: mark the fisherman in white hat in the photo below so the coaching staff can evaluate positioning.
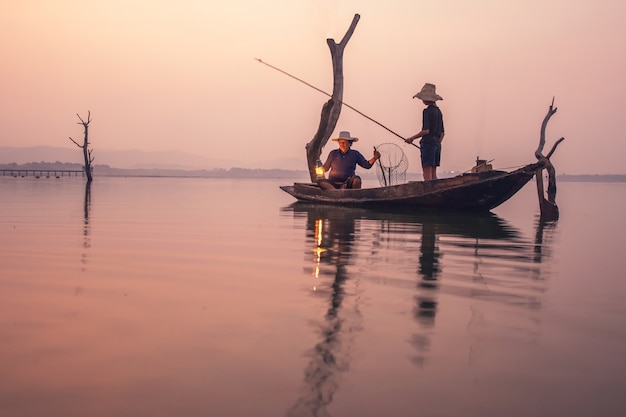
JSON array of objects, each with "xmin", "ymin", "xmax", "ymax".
[
  {"xmin": 318, "ymin": 130, "xmax": 381, "ymax": 190},
  {"xmin": 405, "ymin": 83, "xmax": 445, "ymax": 181}
]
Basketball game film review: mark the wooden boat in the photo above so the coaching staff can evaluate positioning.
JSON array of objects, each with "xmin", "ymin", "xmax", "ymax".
[
  {"xmin": 280, "ymin": 162, "xmax": 542, "ymax": 211},
  {"xmin": 264, "ymin": 14, "xmax": 562, "ymax": 218}
]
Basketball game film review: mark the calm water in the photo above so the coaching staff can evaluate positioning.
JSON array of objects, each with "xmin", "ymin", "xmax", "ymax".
[{"xmin": 1, "ymin": 176, "xmax": 625, "ymax": 417}]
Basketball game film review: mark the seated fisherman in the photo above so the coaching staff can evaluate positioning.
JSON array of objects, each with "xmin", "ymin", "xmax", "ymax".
[{"xmin": 318, "ymin": 131, "xmax": 380, "ymax": 190}]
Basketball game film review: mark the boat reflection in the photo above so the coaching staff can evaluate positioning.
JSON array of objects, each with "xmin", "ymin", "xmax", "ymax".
[{"xmin": 281, "ymin": 202, "xmax": 557, "ymax": 414}]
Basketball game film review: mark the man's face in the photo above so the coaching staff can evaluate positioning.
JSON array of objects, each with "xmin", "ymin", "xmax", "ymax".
[{"xmin": 338, "ymin": 139, "xmax": 351, "ymax": 153}]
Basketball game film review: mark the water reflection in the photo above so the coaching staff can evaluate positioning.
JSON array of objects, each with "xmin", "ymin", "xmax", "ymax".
[
  {"xmin": 83, "ymin": 181, "xmax": 92, "ymax": 249},
  {"xmin": 284, "ymin": 204, "xmax": 361, "ymax": 417},
  {"xmin": 282, "ymin": 203, "xmax": 557, "ymax": 414},
  {"xmin": 412, "ymin": 219, "xmax": 440, "ymax": 366},
  {"xmin": 533, "ymin": 217, "xmax": 557, "ymax": 263},
  {"xmin": 76, "ymin": 181, "xmax": 92, "ymax": 295}
]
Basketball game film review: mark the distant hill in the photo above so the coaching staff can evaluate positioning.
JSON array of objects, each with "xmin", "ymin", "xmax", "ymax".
[{"xmin": 0, "ymin": 146, "xmax": 305, "ymax": 170}]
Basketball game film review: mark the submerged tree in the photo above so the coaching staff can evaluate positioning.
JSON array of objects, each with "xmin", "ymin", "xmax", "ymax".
[
  {"xmin": 534, "ymin": 99, "xmax": 565, "ymax": 221},
  {"xmin": 69, "ymin": 111, "xmax": 94, "ymax": 182}
]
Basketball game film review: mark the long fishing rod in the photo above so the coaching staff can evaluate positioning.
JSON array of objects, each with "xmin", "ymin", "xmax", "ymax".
[{"xmin": 255, "ymin": 58, "xmax": 419, "ymax": 149}]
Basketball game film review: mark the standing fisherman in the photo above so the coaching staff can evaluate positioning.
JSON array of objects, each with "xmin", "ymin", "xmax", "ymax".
[{"xmin": 405, "ymin": 83, "xmax": 445, "ymax": 181}]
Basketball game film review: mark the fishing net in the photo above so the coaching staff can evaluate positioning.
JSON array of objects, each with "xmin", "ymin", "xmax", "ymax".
[{"xmin": 374, "ymin": 143, "xmax": 409, "ymax": 186}]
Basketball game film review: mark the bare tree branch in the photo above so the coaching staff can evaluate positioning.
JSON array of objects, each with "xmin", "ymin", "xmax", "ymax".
[
  {"xmin": 68, "ymin": 111, "xmax": 94, "ymax": 182},
  {"xmin": 535, "ymin": 97, "xmax": 557, "ymax": 160},
  {"xmin": 69, "ymin": 136, "xmax": 82, "ymax": 148},
  {"xmin": 546, "ymin": 137, "xmax": 565, "ymax": 159},
  {"xmin": 305, "ymin": 14, "xmax": 360, "ymax": 181}
]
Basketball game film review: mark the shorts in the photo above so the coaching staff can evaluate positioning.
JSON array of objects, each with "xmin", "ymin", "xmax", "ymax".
[{"xmin": 420, "ymin": 141, "xmax": 441, "ymax": 167}]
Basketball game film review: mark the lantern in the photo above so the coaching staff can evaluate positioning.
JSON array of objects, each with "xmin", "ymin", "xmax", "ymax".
[{"xmin": 315, "ymin": 159, "xmax": 325, "ymax": 179}]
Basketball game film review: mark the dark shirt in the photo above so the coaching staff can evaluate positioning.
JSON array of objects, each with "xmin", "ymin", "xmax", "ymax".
[
  {"xmin": 323, "ymin": 149, "xmax": 373, "ymax": 183},
  {"xmin": 421, "ymin": 104, "xmax": 444, "ymax": 145}
]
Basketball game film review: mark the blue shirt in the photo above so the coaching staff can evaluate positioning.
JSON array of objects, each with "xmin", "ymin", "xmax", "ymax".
[
  {"xmin": 421, "ymin": 104, "xmax": 444, "ymax": 145},
  {"xmin": 323, "ymin": 149, "xmax": 373, "ymax": 183}
]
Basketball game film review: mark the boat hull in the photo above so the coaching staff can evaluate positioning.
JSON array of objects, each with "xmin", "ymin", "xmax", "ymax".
[{"xmin": 280, "ymin": 164, "xmax": 539, "ymax": 211}]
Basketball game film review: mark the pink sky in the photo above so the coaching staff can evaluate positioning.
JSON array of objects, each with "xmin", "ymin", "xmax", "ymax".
[{"xmin": 1, "ymin": 0, "xmax": 625, "ymax": 174}]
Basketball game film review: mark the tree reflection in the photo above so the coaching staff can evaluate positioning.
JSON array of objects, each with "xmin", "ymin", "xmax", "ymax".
[
  {"xmin": 75, "ymin": 181, "xmax": 92, "ymax": 296},
  {"xmin": 285, "ymin": 205, "xmax": 360, "ymax": 417},
  {"xmin": 529, "ymin": 216, "xmax": 558, "ymax": 283},
  {"xmin": 533, "ymin": 217, "xmax": 557, "ymax": 264}
]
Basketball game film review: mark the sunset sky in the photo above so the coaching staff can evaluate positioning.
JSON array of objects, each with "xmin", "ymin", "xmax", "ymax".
[{"xmin": 1, "ymin": 0, "xmax": 624, "ymax": 174}]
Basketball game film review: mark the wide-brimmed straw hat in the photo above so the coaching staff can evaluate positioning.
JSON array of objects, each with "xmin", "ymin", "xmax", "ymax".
[
  {"xmin": 413, "ymin": 83, "xmax": 443, "ymax": 101},
  {"xmin": 332, "ymin": 131, "xmax": 359, "ymax": 142}
]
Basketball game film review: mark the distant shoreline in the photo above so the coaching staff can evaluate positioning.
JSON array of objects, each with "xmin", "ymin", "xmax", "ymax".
[
  {"xmin": 0, "ymin": 162, "xmax": 308, "ymax": 179},
  {"xmin": 1, "ymin": 162, "xmax": 625, "ymax": 182},
  {"xmin": 557, "ymin": 175, "xmax": 626, "ymax": 183}
]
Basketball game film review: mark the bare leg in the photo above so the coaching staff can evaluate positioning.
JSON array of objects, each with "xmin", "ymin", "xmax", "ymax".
[
  {"xmin": 351, "ymin": 176, "xmax": 362, "ymax": 189},
  {"xmin": 422, "ymin": 166, "xmax": 435, "ymax": 181}
]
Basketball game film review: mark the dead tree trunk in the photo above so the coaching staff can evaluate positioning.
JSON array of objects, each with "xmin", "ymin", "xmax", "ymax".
[
  {"xmin": 69, "ymin": 111, "xmax": 94, "ymax": 182},
  {"xmin": 305, "ymin": 14, "xmax": 360, "ymax": 182},
  {"xmin": 534, "ymin": 99, "xmax": 565, "ymax": 221}
]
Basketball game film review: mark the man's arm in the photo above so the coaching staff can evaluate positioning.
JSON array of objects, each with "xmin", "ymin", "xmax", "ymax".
[
  {"xmin": 406, "ymin": 129, "xmax": 429, "ymax": 144},
  {"xmin": 367, "ymin": 149, "xmax": 381, "ymax": 166}
]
